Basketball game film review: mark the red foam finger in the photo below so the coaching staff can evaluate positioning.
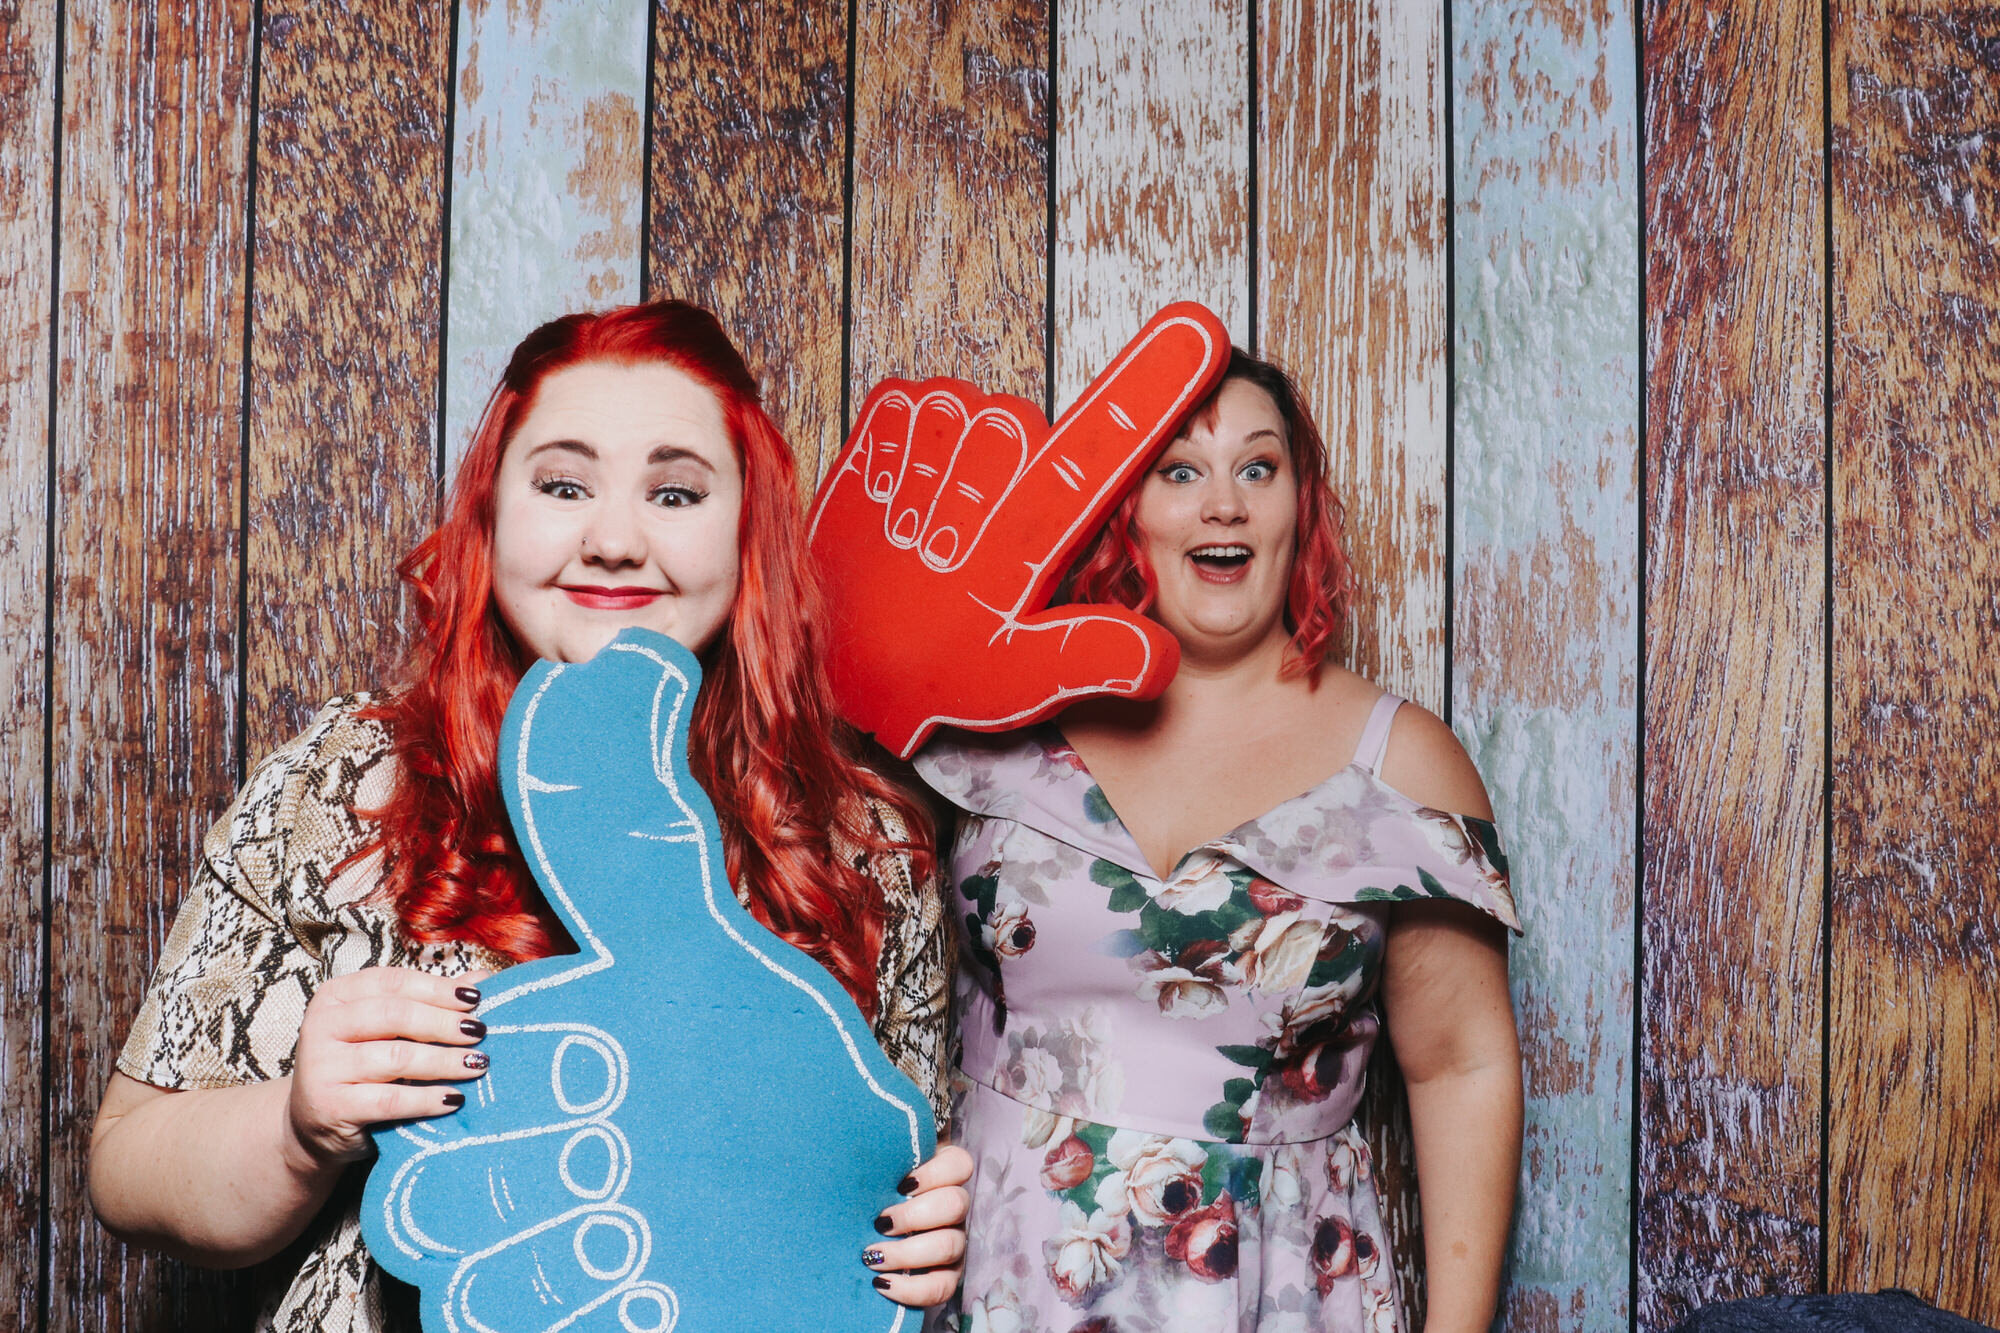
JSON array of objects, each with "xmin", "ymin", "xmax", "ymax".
[
  {"xmin": 886, "ymin": 386, "xmax": 977, "ymax": 550},
  {"xmin": 963, "ymin": 303, "xmax": 1231, "ymax": 613},
  {"xmin": 918, "ymin": 400, "xmax": 1036, "ymax": 571}
]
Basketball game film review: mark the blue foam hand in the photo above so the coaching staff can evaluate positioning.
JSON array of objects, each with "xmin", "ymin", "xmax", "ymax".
[{"xmin": 362, "ymin": 628, "xmax": 937, "ymax": 1333}]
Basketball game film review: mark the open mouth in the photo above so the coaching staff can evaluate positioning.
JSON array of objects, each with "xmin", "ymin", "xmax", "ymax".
[{"xmin": 1188, "ymin": 545, "xmax": 1252, "ymax": 580}]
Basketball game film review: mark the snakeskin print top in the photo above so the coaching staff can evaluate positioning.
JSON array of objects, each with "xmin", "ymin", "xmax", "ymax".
[{"xmin": 116, "ymin": 695, "xmax": 950, "ymax": 1333}]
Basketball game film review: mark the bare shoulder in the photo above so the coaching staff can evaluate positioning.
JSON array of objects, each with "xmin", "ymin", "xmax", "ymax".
[{"xmin": 1375, "ymin": 701, "xmax": 1495, "ymax": 821}]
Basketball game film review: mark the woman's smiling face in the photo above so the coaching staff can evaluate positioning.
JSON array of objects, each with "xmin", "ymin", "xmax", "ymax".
[
  {"xmin": 1133, "ymin": 377, "xmax": 1299, "ymax": 664},
  {"xmin": 490, "ymin": 359, "xmax": 744, "ymax": 664}
]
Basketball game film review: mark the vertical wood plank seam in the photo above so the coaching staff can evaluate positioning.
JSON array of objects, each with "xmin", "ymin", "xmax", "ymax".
[
  {"xmin": 234, "ymin": 0, "xmax": 267, "ymax": 788},
  {"xmin": 1817, "ymin": 0, "xmax": 1834, "ymax": 1292},
  {"xmin": 1441, "ymin": 0, "xmax": 1454, "ymax": 727},
  {"xmin": 1631, "ymin": 2, "xmax": 1647, "ymax": 1325},
  {"xmin": 435, "ymin": 0, "xmax": 464, "ymax": 491},
  {"xmin": 1244, "ymin": 0, "xmax": 1258, "ymax": 355},
  {"xmin": 1044, "ymin": 0, "xmax": 1059, "ymax": 419},
  {"xmin": 836, "ymin": 0, "xmax": 858, "ymax": 455},
  {"xmin": 640, "ymin": 0, "xmax": 660, "ymax": 300},
  {"xmin": 38, "ymin": 8, "xmax": 68, "ymax": 1328}
]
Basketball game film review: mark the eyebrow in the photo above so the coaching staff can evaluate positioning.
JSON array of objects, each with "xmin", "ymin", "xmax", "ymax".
[{"xmin": 523, "ymin": 439, "xmax": 716, "ymax": 471}]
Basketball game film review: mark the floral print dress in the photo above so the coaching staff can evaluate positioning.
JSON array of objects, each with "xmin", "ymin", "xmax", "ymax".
[{"xmin": 914, "ymin": 694, "xmax": 1521, "ymax": 1333}]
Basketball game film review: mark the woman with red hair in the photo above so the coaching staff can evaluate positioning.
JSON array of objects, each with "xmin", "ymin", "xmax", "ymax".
[
  {"xmin": 917, "ymin": 351, "xmax": 1523, "ymax": 1331},
  {"xmin": 87, "ymin": 300, "xmax": 969, "ymax": 1328}
]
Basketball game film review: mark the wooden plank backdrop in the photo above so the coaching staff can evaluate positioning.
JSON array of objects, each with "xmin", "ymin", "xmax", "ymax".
[
  {"xmin": 47, "ymin": 3, "xmax": 257, "ymax": 1331},
  {"xmin": 1, "ymin": 3, "xmax": 57, "ymax": 1329},
  {"xmin": 1452, "ymin": 0, "xmax": 1639, "ymax": 1328},
  {"xmin": 13, "ymin": 0, "xmax": 2000, "ymax": 1329},
  {"xmin": 1258, "ymin": 0, "xmax": 1448, "ymax": 1314},
  {"xmin": 1828, "ymin": 2, "xmax": 2000, "ymax": 1319},
  {"xmin": 647, "ymin": 0, "xmax": 850, "ymax": 479},
  {"xmin": 445, "ymin": 0, "xmax": 646, "ymax": 468},
  {"xmin": 243, "ymin": 1, "xmax": 451, "ymax": 759},
  {"xmin": 1640, "ymin": 0, "xmax": 1828, "ymax": 1323}
]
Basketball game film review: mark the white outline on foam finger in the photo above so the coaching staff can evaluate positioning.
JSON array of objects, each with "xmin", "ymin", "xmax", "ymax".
[{"xmin": 378, "ymin": 639, "xmax": 919, "ymax": 1332}]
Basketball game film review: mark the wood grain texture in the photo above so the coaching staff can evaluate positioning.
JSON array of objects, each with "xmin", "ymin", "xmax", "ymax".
[
  {"xmin": 649, "ymin": 0, "xmax": 849, "ymax": 478},
  {"xmin": 1640, "ymin": 0, "xmax": 1826, "ymax": 1321},
  {"xmin": 0, "ymin": 1, "xmax": 56, "ymax": 1326},
  {"xmin": 1828, "ymin": 4, "xmax": 2000, "ymax": 1318},
  {"xmin": 446, "ymin": 0, "xmax": 646, "ymax": 466},
  {"xmin": 48, "ymin": 1, "xmax": 257, "ymax": 1329},
  {"xmin": 1452, "ymin": 0, "xmax": 1639, "ymax": 1326},
  {"xmin": 244, "ymin": 1, "xmax": 450, "ymax": 758},
  {"xmin": 1055, "ymin": 0, "xmax": 1248, "ymax": 405},
  {"xmin": 845, "ymin": 0, "xmax": 1049, "ymax": 477},
  {"xmin": 1258, "ymin": 0, "xmax": 1444, "ymax": 1316}
]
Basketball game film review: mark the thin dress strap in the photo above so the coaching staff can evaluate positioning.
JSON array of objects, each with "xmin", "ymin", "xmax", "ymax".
[{"xmin": 1352, "ymin": 693, "xmax": 1404, "ymax": 774}]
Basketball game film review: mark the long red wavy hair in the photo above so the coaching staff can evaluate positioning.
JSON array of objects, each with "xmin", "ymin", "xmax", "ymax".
[
  {"xmin": 1062, "ymin": 348, "xmax": 1358, "ymax": 681},
  {"xmin": 358, "ymin": 300, "xmax": 929, "ymax": 1019}
]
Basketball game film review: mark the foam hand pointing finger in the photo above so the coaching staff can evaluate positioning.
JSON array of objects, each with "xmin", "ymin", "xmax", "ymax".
[
  {"xmin": 808, "ymin": 302, "xmax": 1232, "ymax": 758},
  {"xmin": 363, "ymin": 630, "xmax": 935, "ymax": 1332}
]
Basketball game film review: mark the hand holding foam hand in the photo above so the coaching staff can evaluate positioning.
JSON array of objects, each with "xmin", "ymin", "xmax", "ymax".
[
  {"xmin": 362, "ymin": 630, "xmax": 937, "ymax": 1332},
  {"xmin": 808, "ymin": 303, "xmax": 1232, "ymax": 758}
]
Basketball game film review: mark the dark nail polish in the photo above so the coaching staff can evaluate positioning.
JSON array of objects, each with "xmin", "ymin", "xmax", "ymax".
[
  {"xmin": 463, "ymin": 1051, "xmax": 489, "ymax": 1071},
  {"xmin": 896, "ymin": 1174, "xmax": 919, "ymax": 1195},
  {"xmin": 872, "ymin": 1276, "xmax": 891, "ymax": 1291},
  {"xmin": 455, "ymin": 986, "xmax": 481, "ymax": 1005},
  {"xmin": 873, "ymin": 1213, "xmax": 894, "ymax": 1235},
  {"xmin": 460, "ymin": 1018, "xmax": 486, "ymax": 1039},
  {"xmin": 442, "ymin": 1092, "xmax": 465, "ymax": 1108},
  {"xmin": 862, "ymin": 1249, "xmax": 886, "ymax": 1268}
]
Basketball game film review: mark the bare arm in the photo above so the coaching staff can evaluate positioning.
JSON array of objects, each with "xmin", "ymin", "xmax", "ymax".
[
  {"xmin": 88, "ymin": 966, "xmax": 489, "ymax": 1268},
  {"xmin": 1382, "ymin": 903, "xmax": 1521, "ymax": 1332},
  {"xmin": 1377, "ymin": 703, "xmax": 1523, "ymax": 1330}
]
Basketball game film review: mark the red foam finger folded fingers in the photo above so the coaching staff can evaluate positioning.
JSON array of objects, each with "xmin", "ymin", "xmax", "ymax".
[{"xmin": 808, "ymin": 302, "xmax": 1231, "ymax": 758}]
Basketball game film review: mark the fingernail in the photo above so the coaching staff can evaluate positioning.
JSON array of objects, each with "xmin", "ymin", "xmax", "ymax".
[
  {"xmin": 862, "ymin": 1248, "xmax": 886, "ymax": 1267},
  {"xmin": 872, "ymin": 1276, "xmax": 891, "ymax": 1291},
  {"xmin": 873, "ymin": 1213, "xmax": 894, "ymax": 1235},
  {"xmin": 896, "ymin": 1174, "xmax": 919, "ymax": 1195},
  {"xmin": 442, "ymin": 1092, "xmax": 465, "ymax": 1108},
  {"xmin": 455, "ymin": 986, "xmax": 481, "ymax": 1005},
  {"xmin": 460, "ymin": 1018, "xmax": 487, "ymax": 1038},
  {"xmin": 463, "ymin": 1051, "xmax": 489, "ymax": 1070}
]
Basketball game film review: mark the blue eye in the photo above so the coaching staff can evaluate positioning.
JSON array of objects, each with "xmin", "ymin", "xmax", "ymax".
[
  {"xmin": 1241, "ymin": 461, "xmax": 1277, "ymax": 482},
  {"xmin": 1161, "ymin": 463, "xmax": 1200, "ymax": 483}
]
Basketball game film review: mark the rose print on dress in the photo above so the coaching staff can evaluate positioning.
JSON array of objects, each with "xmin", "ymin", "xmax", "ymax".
[
  {"xmin": 1045, "ymin": 1202, "xmax": 1134, "ymax": 1304},
  {"xmin": 1165, "ymin": 1192, "xmax": 1240, "ymax": 1282}
]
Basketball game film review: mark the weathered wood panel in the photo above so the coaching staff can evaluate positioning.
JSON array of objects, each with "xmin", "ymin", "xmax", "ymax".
[
  {"xmin": 446, "ymin": 0, "xmax": 646, "ymax": 466},
  {"xmin": 845, "ymin": 0, "xmax": 1049, "ymax": 473},
  {"xmin": 649, "ymin": 0, "xmax": 849, "ymax": 474},
  {"xmin": 48, "ymin": 1, "xmax": 257, "ymax": 1329},
  {"xmin": 1452, "ymin": 0, "xmax": 1639, "ymax": 1326},
  {"xmin": 0, "ymin": 2, "xmax": 57, "ymax": 1326},
  {"xmin": 1259, "ymin": 0, "xmax": 1444, "ymax": 1315},
  {"xmin": 1828, "ymin": 5, "xmax": 2000, "ymax": 1319},
  {"xmin": 1056, "ymin": 0, "xmax": 1248, "ymax": 405},
  {"xmin": 244, "ymin": 2, "xmax": 451, "ymax": 758},
  {"xmin": 1640, "ymin": 0, "xmax": 1827, "ymax": 1321}
]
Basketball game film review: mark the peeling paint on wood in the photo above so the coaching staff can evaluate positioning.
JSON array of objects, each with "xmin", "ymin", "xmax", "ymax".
[
  {"xmin": 1453, "ymin": 1, "xmax": 1639, "ymax": 1328},
  {"xmin": 1056, "ymin": 0, "xmax": 1248, "ymax": 404},
  {"xmin": 48, "ymin": 1, "xmax": 258, "ymax": 1328},
  {"xmin": 649, "ymin": 0, "xmax": 849, "ymax": 475},
  {"xmin": 1830, "ymin": 3, "xmax": 2000, "ymax": 1320},
  {"xmin": 0, "ymin": 2, "xmax": 56, "ymax": 1325},
  {"xmin": 1641, "ymin": 0, "xmax": 1826, "ymax": 1322},
  {"xmin": 1259, "ymin": 0, "xmax": 1445, "ymax": 1315},
  {"xmin": 445, "ymin": 0, "xmax": 646, "ymax": 467},
  {"xmin": 245, "ymin": 2, "xmax": 450, "ymax": 756},
  {"xmin": 846, "ymin": 0, "xmax": 1049, "ymax": 478}
]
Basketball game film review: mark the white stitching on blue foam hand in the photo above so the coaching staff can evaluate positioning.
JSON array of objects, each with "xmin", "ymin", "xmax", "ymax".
[{"xmin": 362, "ymin": 629, "xmax": 936, "ymax": 1333}]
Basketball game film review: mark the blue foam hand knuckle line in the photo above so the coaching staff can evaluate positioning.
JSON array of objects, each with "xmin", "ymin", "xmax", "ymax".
[{"xmin": 362, "ymin": 627, "xmax": 938, "ymax": 1333}]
